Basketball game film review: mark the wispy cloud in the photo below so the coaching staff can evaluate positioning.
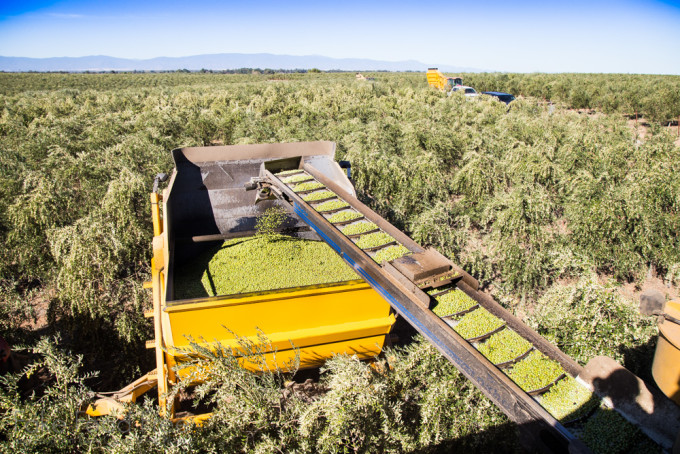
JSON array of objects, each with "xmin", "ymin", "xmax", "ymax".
[{"xmin": 47, "ymin": 13, "xmax": 85, "ymax": 19}]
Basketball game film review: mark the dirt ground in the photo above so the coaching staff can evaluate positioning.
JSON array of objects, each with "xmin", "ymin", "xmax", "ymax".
[
  {"xmin": 626, "ymin": 117, "xmax": 680, "ymax": 147},
  {"xmin": 616, "ymin": 270, "xmax": 680, "ymax": 308},
  {"xmin": 572, "ymin": 107, "xmax": 680, "ymax": 147},
  {"xmin": 22, "ymin": 289, "xmax": 53, "ymax": 331}
]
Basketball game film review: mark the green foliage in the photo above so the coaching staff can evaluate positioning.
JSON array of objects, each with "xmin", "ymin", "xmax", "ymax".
[
  {"xmin": 0, "ymin": 336, "xmax": 218, "ymax": 454},
  {"xmin": 462, "ymin": 72, "xmax": 680, "ymax": 123},
  {"xmin": 527, "ymin": 275, "xmax": 657, "ymax": 372},
  {"xmin": 483, "ymin": 184, "xmax": 557, "ymax": 294},
  {"xmin": 0, "ymin": 71, "xmax": 675, "ymax": 452},
  {"xmin": 409, "ymin": 202, "xmax": 469, "ymax": 259},
  {"xmin": 0, "ymin": 335, "xmax": 518, "ymax": 453},
  {"xmin": 0, "ymin": 337, "xmax": 96, "ymax": 453},
  {"xmin": 0, "ymin": 283, "xmax": 36, "ymax": 340},
  {"xmin": 296, "ymin": 337, "xmax": 517, "ymax": 453},
  {"xmin": 47, "ymin": 169, "xmax": 150, "ymax": 318},
  {"xmin": 3, "ymin": 72, "xmax": 677, "ymax": 304}
]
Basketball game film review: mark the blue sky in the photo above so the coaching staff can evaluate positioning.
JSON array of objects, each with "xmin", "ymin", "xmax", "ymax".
[{"xmin": 1, "ymin": 0, "xmax": 679, "ymax": 74}]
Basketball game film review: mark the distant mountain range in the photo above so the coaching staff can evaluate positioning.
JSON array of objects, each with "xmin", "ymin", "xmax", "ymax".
[{"xmin": 0, "ymin": 53, "xmax": 483, "ymax": 73}]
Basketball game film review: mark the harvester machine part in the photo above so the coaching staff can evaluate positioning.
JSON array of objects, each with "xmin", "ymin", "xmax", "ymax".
[
  {"xmin": 651, "ymin": 300, "xmax": 680, "ymax": 410},
  {"xmin": 657, "ymin": 311, "xmax": 680, "ymax": 326},
  {"xmin": 260, "ymin": 157, "xmax": 586, "ymax": 453},
  {"xmin": 85, "ymin": 371, "xmax": 159, "ymax": 417},
  {"xmin": 84, "ymin": 396, "xmax": 126, "ymax": 418},
  {"xmin": 245, "ymin": 176, "xmax": 283, "ymax": 204},
  {"xmin": 338, "ymin": 160, "xmax": 351, "ymax": 179},
  {"xmin": 255, "ymin": 153, "xmax": 676, "ymax": 454},
  {"xmin": 153, "ymin": 173, "xmax": 168, "ymax": 194},
  {"xmin": 135, "ymin": 142, "xmax": 669, "ymax": 453}
]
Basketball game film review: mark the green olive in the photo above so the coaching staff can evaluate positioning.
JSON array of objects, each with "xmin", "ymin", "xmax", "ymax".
[
  {"xmin": 540, "ymin": 376, "xmax": 598, "ymax": 422},
  {"xmin": 281, "ymin": 174, "xmax": 312, "ymax": 184},
  {"xmin": 174, "ymin": 234, "xmax": 359, "ymax": 298},
  {"xmin": 292, "ymin": 181, "xmax": 324, "ymax": 192},
  {"xmin": 432, "ymin": 289, "xmax": 477, "ymax": 316},
  {"xmin": 340, "ymin": 222, "xmax": 378, "ymax": 236},
  {"xmin": 314, "ymin": 199, "xmax": 350, "ymax": 212},
  {"xmin": 452, "ymin": 308, "xmax": 504, "ymax": 340},
  {"xmin": 327, "ymin": 211, "xmax": 362, "ymax": 223},
  {"xmin": 477, "ymin": 329, "xmax": 532, "ymax": 364},
  {"xmin": 303, "ymin": 190, "xmax": 337, "ymax": 202},
  {"xmin": 355, "ymin": 232, "xmax": 395, "ymax": 249},
  {"xmin": 372, "ymin": 245, "xmax": 410, "ymax": 263},
  {"xmin": 507, "ymin": 350, "xmax": 564, "ymax": 392}
]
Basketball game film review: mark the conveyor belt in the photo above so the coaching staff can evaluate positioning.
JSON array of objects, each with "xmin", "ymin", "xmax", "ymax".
[{"xmin": 252, "ymin": 157, "xmax": 664, "ymax": 454}]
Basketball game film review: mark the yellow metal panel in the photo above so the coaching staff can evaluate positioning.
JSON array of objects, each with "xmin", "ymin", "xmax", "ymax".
[
  {"xmin": 167, "ymin": 314, "xmax": 395, "ymax": 357},
  {"xmin": 427, "ymin": 69, "xmax": 446, "ymax": 90},
  {"xmin": 172, "ymin": 333, "xmax": 390, "ymax": 380},
  {"xmin": 172, "ymin": 412, "xmax": 213, "ymax": 426},
  {"xmin": 163, "ymin": 281, "xmax": 392, "ymax": 350},
  {"xmin": 652, "ymin": 300, "xmax": 680, "ymax": 405},
  {"xmin": 165, "ymin": 279, "xmax": 367, "ymax": 312}
]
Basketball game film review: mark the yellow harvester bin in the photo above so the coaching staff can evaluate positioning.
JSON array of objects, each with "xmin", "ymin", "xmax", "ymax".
[
  {"xmin": 163, "ymin": 280, "xmax": 395, "ymax": 377},
  {"xmin": 154, "ymin": 141, "xmax": 396, "ymax": 416},
  {"xmin": 87, "ymin": 142, "xmax": 397, "ymax": 420},
  {"xmin": 652, "ymin": 300, "xmax": 680, "ymax": 406}
]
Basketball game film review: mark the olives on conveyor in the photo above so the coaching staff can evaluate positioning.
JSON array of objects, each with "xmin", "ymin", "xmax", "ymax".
[
  {"xmin": 453, "ymin": 308, "xmax": 504, "ymax": 340},
  {"xmin": 372, "ymin": 245, "xmax": 410, "ymax": 264},
  {"xmin": 477, "ymin": 329, "xmax": 532, "ymax": 365}
]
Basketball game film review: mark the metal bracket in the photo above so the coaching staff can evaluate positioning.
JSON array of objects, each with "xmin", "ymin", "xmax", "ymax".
[
  {"xmin": 653, "ymin": 310, "xmax": 680, "ymax": 326},
  {"xmin": 245, "ymin": 177, "xmax": 283, "ymax": 204},
  {"xmin": 153, "ymin": 173, "xmax": 168, "ymax": 194}
]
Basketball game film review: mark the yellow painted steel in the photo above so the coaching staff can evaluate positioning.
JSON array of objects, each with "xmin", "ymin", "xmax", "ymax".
[
  {"xmin": 164, "ymin": 282, "xmax": 391, "ymax": 347},
  {"xmin": 150, "ymin": 191, "xmax": 170, "ymax": 416},
  {"xmin": 87, "ymin": 176, "xmax": 395, "ymax": 421},
  {"xmin": 153, "ymin": 184, "xmax": 394, "ymax": 416},
  {"xmin": 652, "ymin": 300, "xmax": 680, "ymax": 405},
  {"xmin": 426, "ymin": 68, "xmax": 462, "ymax": 91},
  {"xmin": 172, "ymin": 412, "xmax": 213, "ymax": 426},
  {"xmin": 157, "ymin": 275, "xmax": 394, "ymax": 416},
  {"xmin": 427, "ymin": 68, "xmax": 447, "ymax": 90},
  {"xmin": 151, "ymin": 192, "xmax": 162, "ymax": 238},
  {"xmin": 85, "ymin": 371, "xmax": 159, "ymax": 417},
  {"xmin": 168, "ymin": 332, "xmax": 391, "ymax": 385},
  {"xmin": 162, "ymin": 280, "xmax": 394, "ymax": 377}
]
